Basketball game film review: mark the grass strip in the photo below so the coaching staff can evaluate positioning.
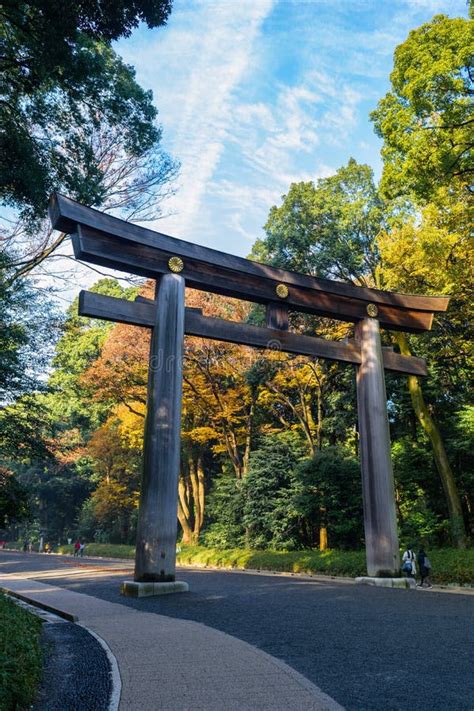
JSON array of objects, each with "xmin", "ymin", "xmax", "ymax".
[
  {"xmin": 183, "ymin": 546, "xmax": 474, "ymax": 584},
  {"xmin": 0, "ymin": 594, "xmax": 43, "ymax": 711}
]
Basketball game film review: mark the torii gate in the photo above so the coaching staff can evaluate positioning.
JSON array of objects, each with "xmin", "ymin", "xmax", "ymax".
[{"xmin": 49, "ymin": 193, "xmax": 449, "ymax": 595}]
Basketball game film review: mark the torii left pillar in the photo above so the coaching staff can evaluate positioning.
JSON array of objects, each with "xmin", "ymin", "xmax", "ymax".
[
  {"xmin": 121, "ymin": 274, "xmax": 189, "ymax": 597},
  {"xmin": 355, "ymin": 317, "xmax": 407, "ymax": 588}
]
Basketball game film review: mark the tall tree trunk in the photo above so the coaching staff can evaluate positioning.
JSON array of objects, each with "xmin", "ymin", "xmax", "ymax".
[
  {"xmin": 189, "ymin": 458, "xmax": 201, "ymax": 544},
  {"xmin": 319, "ymin": 524, "xmax": 328, "ymax": 551},
  {"xmin": 177, "ymin": 500, "xmax": 193, "ymax": 545},
  {"xmin": 221, "ymin": 424, "xmax": 243, "ymax": 479},
  {"xmin": 178, "ymin": 475, "xmax": 193, "ymax": 544},
  {"xmin": 242, "ymin": 396, "xmax": 256, "ymax": 478},
  {"xmin": 178, "ymin": 475, "xmax": 190, "ymax": 520},
  {"xmin": 299, "ymin": 387, "xmax": 317, "ymax": 456},
  {"xmin": 267, "ymin": 380, "xmax": 316, "ymax": 456},
  {"xmin": 316, "ymin": 385, "xmax": 323, "ymax": 450},
  {"xmin": 197, "ymin": 456, "xmax": 205, "ymax": 532},
  {"xmin": 396, "ymin": 333, "xmax": 467, "ymax": 548}
]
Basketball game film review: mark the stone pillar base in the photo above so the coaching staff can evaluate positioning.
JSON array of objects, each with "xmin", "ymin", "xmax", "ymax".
[
  {"xmin": 355, "ymin": 576, "xmax": 415, "ymax": 589},
  {"xmin": 120, "ymin": 580, "xmax": 189, "ymax": 597}
]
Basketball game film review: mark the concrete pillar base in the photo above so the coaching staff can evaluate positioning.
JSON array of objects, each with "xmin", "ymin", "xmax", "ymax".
[
  {"xmin": 120, "ymin": 580, "xmax": 189, "ymax": 598},
  {"xmin": 355, "ymin": 576, "xmax": 415, "ymax": 589}
]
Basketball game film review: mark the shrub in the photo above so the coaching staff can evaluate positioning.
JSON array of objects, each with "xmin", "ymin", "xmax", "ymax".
[
  {"xmin": 56, "ymin": 542, "xmax": 135, "ymax": 558},
  {"xmin": 242, "ymin": 435, "xmax": 304, "ymax": 550},
  {"xmin": 201, "ymin": 473, "xmax": 246, "ymax": 549},
  {"xmin": 293, "ymin": 447, "xmax": 364, "ymax": 549},
  {"xmin": 176, "ymin": 545, "xmax": 474, "ymax": 585}
]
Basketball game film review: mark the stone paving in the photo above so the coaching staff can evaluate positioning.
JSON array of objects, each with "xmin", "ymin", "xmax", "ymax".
[{"xmin": 1, "ymin": 560, "xmax": 342, "ymax": 711}]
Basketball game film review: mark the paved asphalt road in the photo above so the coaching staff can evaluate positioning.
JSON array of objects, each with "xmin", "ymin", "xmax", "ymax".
[{"xmin": 2, "ymin": 552, "xmax": 473, "ymax": 711}]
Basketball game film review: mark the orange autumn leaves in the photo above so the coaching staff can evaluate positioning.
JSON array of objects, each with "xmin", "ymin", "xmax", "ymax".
[{"xmin": 80, "ymin": 284, "xmax": 333, "ymax": 541}]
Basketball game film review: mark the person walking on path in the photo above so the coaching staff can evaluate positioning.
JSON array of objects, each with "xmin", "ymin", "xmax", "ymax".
[
  {"xmin": 417, "ymin": 546, "xmax": 433, "ymax": 588},
  {"xmin": 79, "ymin": 541, "xmax": 85, "ymax": 558},
  {"xmin": 402, "ymin": 546, "xmax": 416, "ymax": 579},
  {"xmin": 74, "ymin": 539, "xmax": 81, "ymax": 557}
]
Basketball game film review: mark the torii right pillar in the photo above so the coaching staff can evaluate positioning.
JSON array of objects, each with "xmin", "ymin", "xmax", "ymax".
[{"xmin": 355, "ymin": 317, "xmax": 399, "ymax": 578}]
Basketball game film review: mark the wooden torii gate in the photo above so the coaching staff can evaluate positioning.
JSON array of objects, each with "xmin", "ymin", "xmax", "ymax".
[{"xmin": 49, "ymin": 193, "xmax": 449, "ymax": 595}]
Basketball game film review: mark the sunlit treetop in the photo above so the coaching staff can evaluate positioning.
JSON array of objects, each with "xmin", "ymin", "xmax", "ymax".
[{"xmin": 371, "ymin": 14, "xmax": 474, "ymax": 203}]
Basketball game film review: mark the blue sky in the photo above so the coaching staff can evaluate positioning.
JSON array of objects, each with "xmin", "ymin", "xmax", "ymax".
[{"xmin": 111, "ymin": 0, "xmax": 467, "ymax": 261}]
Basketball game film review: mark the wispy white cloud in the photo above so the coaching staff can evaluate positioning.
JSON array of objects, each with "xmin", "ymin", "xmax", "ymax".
[
  {"xmin": 398, "ymin": 0, "xmax": 463, "ymax": 12},
  {"xmin": 202, "ymin": 69, "xmax": 352, "ymax": 249},
  {"xmin": 227, "ymin": 69, "xmax": 361, "ymax": 191},
  {"xmin": 128, "ymin": 0, "xmax": 275, "ymax": 239},
  {"xmin": 117, "ymin": 0, "xmax": 467, "ymax": 258}
]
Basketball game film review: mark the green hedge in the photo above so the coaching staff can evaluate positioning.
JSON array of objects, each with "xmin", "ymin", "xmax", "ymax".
[
  {"xmin": 55, "ymin": 543, "xmax": 136, "ymax": 559},
  {"xmin": 0, "ymin": 595, "xmax": 43, "ymax": 711},
  {"xmin": 176, "ymin": 546, "xmax": 474, "ymax": 585},
  {"xmin": 45, "ymin": 542, "xmax": 474, "ymax": 585},
  {"xmin": 177, "ymin": 546, "xmax": 368, "ymax": 578},
  {"xmin": 423, "ymin": 548, "xmax": 474, "ymax": 586}
]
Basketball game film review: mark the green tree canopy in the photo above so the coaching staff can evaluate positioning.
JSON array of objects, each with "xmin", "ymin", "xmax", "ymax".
[
  {"xmin": 293, "ymin": 447, "xmax": 363, "ymax": 549},
  {"xmin": 371, "ymin": 14, "xmax": 474, "ymax": 203},
  {"xmin": 1, "ymin": 0, "xmax": 174, "ymax": 223},
  {"xmin": 17, "ymin": 462, "xmax": 94, "ymax": 543},
  {"xmin": 253, "ymin": 159, "xmax": 384, "ymax": 286},
  {"xmin": 241, "ymin": 434, "xmax": 306, "ymax": 550},
  {"xmin": 0, "ymin": 467, "xmax": 30, "ymax": 528},
  {"xmin": 0, "ymin": 252, "xmax": 57, "ymax": 401},
  {"xmin": 47, "ymin": 278, "xmax": 136, "ymax": 433}
]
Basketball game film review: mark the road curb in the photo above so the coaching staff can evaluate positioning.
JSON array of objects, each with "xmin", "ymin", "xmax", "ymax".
[
  {"xmin": 78, "ymin": 624, "xmax": 122, "ymax": 711},
  {"xmin": 0, "ymin": 585, "xmax": 78, "ymax": 621}
]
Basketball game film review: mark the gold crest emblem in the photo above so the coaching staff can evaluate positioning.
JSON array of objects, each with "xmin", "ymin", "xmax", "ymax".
[
  {"xmin": 366, "ymin": 303, "xmax": 378, "ymax": 317},
  {"xmin": 276, "ymin": 283, "xmax": 289, "ymax": 298},
  {"xmin": 168, "ymin": 256, "xmax": 184, "ymax": 273}
]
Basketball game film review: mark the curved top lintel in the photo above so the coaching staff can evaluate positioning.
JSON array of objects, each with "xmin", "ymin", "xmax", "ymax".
[{"xmin": 49, "ymin": 193, "xmax": 450, "ymax": 328}]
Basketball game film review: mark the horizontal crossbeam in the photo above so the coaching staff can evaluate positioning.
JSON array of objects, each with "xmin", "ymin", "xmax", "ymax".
[
  {"xmin": 78, "ymin": 291, "xmax": 428, "ymax": 376},
  {"xmin": 72, "ymin": 225, "xmax": 435, "ymax": 333},
  {"xmin": 49, "ymin": 193, "xmax": 449, "ymax": 334}
]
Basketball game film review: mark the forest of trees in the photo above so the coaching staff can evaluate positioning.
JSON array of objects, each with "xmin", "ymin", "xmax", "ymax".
[{"xmin": 1, "ymin": 8, "xmax": 472, "ymax": 553}]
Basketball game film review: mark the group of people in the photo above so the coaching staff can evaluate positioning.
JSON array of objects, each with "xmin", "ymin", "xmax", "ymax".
[
  {"xmin": 402, "ymin": 545, "xmax": 433, "ymax": 588},
  {"xmin": 74, "ymin": 539, "xmax": 86, "ymax": 557}
]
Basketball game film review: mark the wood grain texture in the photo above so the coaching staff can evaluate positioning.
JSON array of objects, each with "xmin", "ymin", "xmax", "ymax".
[
  {"xmin": 50, "ymin": 193, "xmax": 449, "ymax": 319},
  {"xmin": 79, "ymin": 290, "xmax": 155, "ymax": 326},
  {"xmin": 266, "ymin": 302, "xmax": 289, "ymax": 330},
  {"xmin": 135, "ymin": 294, "xmax": 202, "ymax": 315},
  {"xmin": 355, "ymin": 317, "xmax": 400, "ymax": 577},
  {"xmin": 72, "ymin": 226, "xmax": 437, "ymax": 333},
  {"xmin": 134, "ymin": 274, "xmax": 185, "ymax": 583},
  {"xmin": 78, "ymin": 291, "xmax": 428, "ymax": 376}
]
